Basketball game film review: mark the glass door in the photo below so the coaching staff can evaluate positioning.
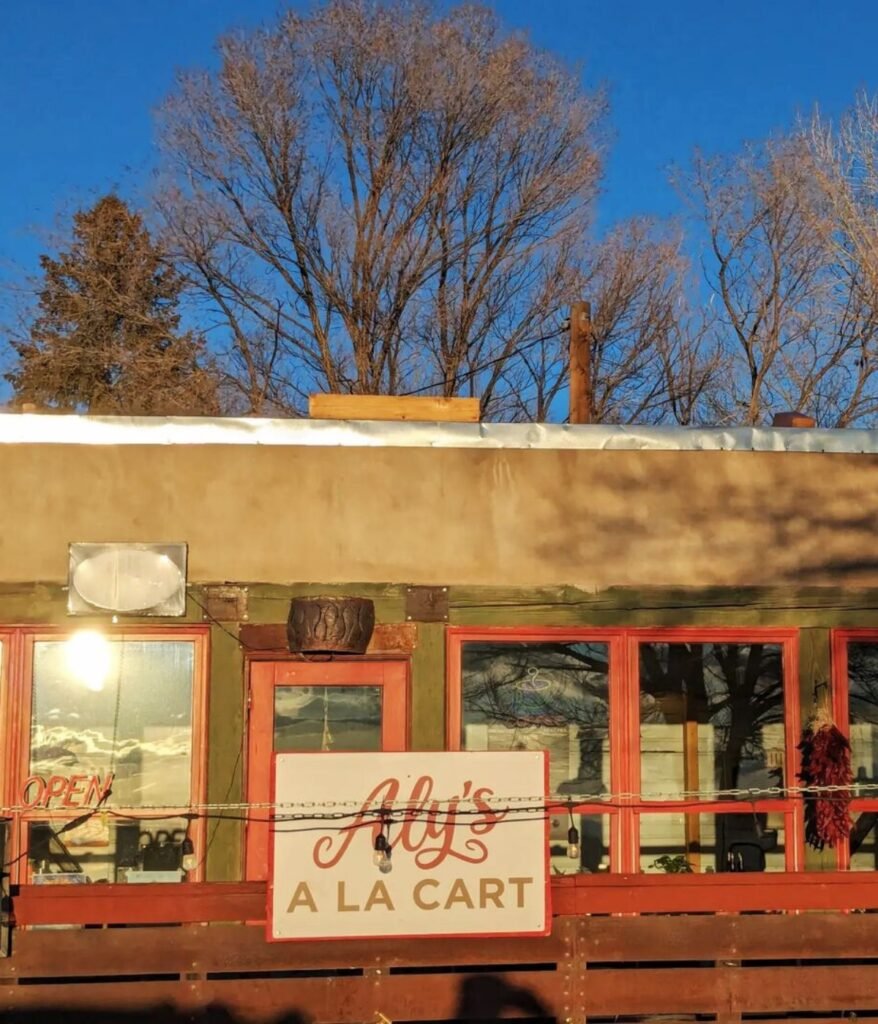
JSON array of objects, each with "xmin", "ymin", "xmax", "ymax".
[{"xmin": 245, "ymin": 659, "xmax": 408, "ymax": 878}]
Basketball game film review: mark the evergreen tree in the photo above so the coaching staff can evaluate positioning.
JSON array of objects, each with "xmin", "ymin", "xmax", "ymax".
[{"xmin": 7, "ymin": 195, "xmax": 220, "ymax": 415}]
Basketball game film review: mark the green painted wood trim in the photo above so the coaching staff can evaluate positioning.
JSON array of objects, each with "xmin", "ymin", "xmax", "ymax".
[
  {"xmin": 449, "ymin": 586, "xmax": 878, "ymax": 628},
  {"xmin": 204, "ymin": 624, "xmax": 245, "ymax": 881},
  {"xmin": 410, "ymin": 623, "xmax": 446, "ymax": 750},
  {"xmin": 3, "ymin": 582, "xmax": 878, "ymax": 628},
  {"xmin": 242, "ymin": 583, "xmax": 406, "ymax": 625}
]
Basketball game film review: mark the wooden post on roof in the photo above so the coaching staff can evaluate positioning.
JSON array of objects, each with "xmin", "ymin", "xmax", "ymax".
[{"xmin": 569, "ymin": 301, "xmax": 593, "ymax": 424}]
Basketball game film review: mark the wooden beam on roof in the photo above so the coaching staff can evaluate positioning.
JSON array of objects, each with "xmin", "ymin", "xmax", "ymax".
[{"xmin": 309, "ymin": 394, "xmax": 481, "ymax": 423}]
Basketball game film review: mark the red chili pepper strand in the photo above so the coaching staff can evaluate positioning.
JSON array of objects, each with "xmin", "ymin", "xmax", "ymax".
[{"xmin": 798, "ymin": 722, "xmax": 852, "ymax": 849}]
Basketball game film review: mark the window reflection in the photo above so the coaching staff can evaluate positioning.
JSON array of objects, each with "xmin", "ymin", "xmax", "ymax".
[
  {"xmin": 461, "ymin": 641, "xmax": 610, "ymax": 799},
  {"xmin": 640, "ymin": 642, "xmax": 785, "ymax": 799},
  {"xmin": 273, "ymin": 685, "xmax": 382, "ymax": 751},
  {"xmin": 27, "ymin": 639, "xmax": 197, "ymax": 884},
  {"xmin": 846, "ymin": 643, "xmax": 878, "ymax": 869},
  {"xmin": 848, "ymin": 643, "xmax": 878, "ymax": 784}
]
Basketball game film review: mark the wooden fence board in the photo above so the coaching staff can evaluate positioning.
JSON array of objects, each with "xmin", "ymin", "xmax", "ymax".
[
  {"xmin": 578, "ymin": 911, "xmax": 878, "ymax": 961},
  {"xmin": 11, "ymin": 881, "xmax": 264, "ymax": 926},
  {"xmin": 0, "ymin": 971, "xmax": 564, "ymax": 1022},
  {"xmin": 0, "ymin": 922, "xmax": 571, "ymax": 979},
  {"xmin": 15, "ymin": 874, "xmax": 878, "ymax": 927},
  {"xmin": 554, "ymin": 870, "xmax": 878, "ymax": 914},
  {"xmin": 583, "ymin": 964, "xmax": 878, "ymax": 1016}
]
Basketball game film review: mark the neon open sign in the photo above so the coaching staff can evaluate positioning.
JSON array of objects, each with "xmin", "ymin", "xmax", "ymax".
[{"xmin": 21, "ymin": 773, "xmax": 114, "ymax": 810}]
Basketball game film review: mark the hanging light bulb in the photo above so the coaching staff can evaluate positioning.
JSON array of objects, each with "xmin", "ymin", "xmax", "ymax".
[
  {"xmin": 181, "ymin": 836, "xmax": 197, "ymax": 873},
  {"xmin": 374, "ymin": 814, "xmax": 393, "ymax": 873},
  {"xmin": 372, "ymin": 830, "xmax": 389, "ymax": 867},
  {"xmin": 378, "ymin": 845, "xmax": 393, "ymax": 874},
  {"xmin": 567, "ymin": 806, "xmax": 580, "ymax": 861}
]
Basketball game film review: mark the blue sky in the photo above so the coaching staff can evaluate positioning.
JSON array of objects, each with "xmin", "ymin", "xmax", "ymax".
[{"xmin": 2, "ymin": 0, "xmax": 878, "ymax": 283}]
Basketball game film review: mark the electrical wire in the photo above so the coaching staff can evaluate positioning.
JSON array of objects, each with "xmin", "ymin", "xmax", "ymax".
[
  {"xmin": 3, "ymin": 781, "xmax": 861, "ymax": 873},
  {"xmin": 0, "ymin": 778, "xmax": 868, "ymax": 822},
  {"xmin": 399, "ymin": 326, "xmax": 566, "ymax": 398}
]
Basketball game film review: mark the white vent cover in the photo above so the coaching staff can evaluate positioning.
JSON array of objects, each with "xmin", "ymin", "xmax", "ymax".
[{"xmin": 68, "ymin": 543, "xmax": 187, "ymax": 616}]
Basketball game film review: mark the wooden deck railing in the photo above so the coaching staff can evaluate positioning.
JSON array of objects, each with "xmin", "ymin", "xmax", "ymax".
[
  {"xmin": 5, "ymin": 874, "xmax": 878, "ymax": 1021},
  {"xmin": 12, "ymin": 871, "xmax": 878, "ymax": 925}
]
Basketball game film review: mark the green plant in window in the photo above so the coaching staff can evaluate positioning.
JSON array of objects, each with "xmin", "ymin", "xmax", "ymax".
[{"xmin": 650, "ymin": 854, "xmax": 694, "ymax": 874}]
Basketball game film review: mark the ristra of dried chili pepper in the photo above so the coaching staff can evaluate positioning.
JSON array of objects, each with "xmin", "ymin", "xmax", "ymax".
[{"xmin": 798, "ymin": 705, "xmax": 853, "ymax": 850}]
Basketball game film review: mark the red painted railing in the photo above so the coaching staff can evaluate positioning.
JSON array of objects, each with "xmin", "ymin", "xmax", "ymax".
[{"xmin": 12, "ymin": 871, "xmax": 878, "ymax": 926}]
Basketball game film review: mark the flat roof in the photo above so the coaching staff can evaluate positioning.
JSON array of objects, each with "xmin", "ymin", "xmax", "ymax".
[{"xmin": 0, "ymin": 413, "xmax": 875, "ymax": 453}]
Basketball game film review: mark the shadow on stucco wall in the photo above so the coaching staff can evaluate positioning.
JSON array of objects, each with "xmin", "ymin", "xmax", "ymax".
[{"xmin": 526, "ymin": 450, "xmax": 878, "ymax": 589}]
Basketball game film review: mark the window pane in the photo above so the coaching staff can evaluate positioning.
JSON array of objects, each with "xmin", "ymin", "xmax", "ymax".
[
  {"xmin": 850, "ymin": 812, "xmax": 878, "ymax": 870},
  {"xmin": 639, "ymin": 812, "xmax": 787, "ymax": 873},
  {"xmin": 461, "ymin": 641, "xmax": 610, "ymax": 797},
  {"xmin": 274, "ymin": 685, "xmax": 382, "ymax": 751},
  {"xmin": 31, "ymin": 639, "xmax": 195, "ymax": 810},
  {"xmin": 640, "ymin": 642, "xmax": 785, "ymax": 799},
  {"xmin": 549, "ymin": 811, "xmax": 610, "ymax": 875},
  {"xmin": 28, "ymin": 815, "xmax": 190, "ymax": 883},
  {"xmin": 847, "ymin": 642, "xmax": 878, "ymax": 785}
]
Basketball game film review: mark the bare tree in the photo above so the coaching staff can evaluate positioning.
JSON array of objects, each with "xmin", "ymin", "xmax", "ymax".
[
  {"xmin": 156, "ymin": 0, "xmax": 711, "ymax": 421},
  {"xmin": 687, "ymin": 137, "xmax": 878, "ymax": 427},
  {"xmin": 498, "ymin": 219, "xmax": 720, "ymax": 423},
  {"xmin": 808, "ymin": 95, "xmax": 878, "ymax": 297}
]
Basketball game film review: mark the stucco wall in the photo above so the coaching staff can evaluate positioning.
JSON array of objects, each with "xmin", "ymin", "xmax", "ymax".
[{"xmin": 1, "ymin": 442, "xmax": 875, "ymax": 588}]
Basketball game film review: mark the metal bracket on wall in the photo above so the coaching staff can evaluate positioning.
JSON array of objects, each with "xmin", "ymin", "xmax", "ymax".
[
  {"xmin": 405, "ymin": 586, "xmax": 449, "ymax": 623},
  {"xmin": 200, "ymin": 585, "xmax": 249, "ymax": 622}
]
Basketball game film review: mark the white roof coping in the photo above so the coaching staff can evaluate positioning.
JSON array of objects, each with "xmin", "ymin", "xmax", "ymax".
[{"xmin": 0, "ymin": 413, "xmax": 875, "ymax": 454}]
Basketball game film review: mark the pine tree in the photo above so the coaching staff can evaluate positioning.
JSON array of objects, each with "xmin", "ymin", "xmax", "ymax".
[{"xmin": 7, "ymin": 195, "xmax": 220, "ymax": 415}]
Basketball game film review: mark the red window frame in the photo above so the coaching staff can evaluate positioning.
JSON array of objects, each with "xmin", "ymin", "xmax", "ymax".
[
  {"xmin": 831, "ymin": 628, "xmax": 878, "ymax": 870},
  {"xmin": 448, "ymin": 626, "xmax": 803, "ymax": 873},
  {"xmin": 0, "ymin": 625, "xmax": 210, "ymax": 886},
  {"xmin": 244, "ymin": 657, "xmax": 410, "ymax": 880}
]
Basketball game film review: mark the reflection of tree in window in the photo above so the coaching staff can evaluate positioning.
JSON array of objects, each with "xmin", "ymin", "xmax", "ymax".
[
  {"xmin": 639, "ymin": 642, "xmax": 784, "ymax": 874},
  {"xmin": 845, "ymin": 643, "xmax": 878, "ymax": 864},
  {"xmin": 462, "ymin": 642, "xmax": 610, "ymax": 795},
  {"xmin": 640, "ymin": 643, "xmax": 784, "ymax": 793}
]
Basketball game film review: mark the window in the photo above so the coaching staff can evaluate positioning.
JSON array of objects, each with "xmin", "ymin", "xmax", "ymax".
[
  {"xmin": 5, "ymin": 629, "xmax": 207, "ymax": 885},
  {"xmin": 637, "ymin": 637, "xmax": 795, "ymax": 873},
  {"xmin": 450, "ymin": 630, "xmax": 624, "ymax": 875},
  {"xmin": 833, "ymin": 631, "xmax": 878, "ymax": 870},
  {"xmin": 449, "ymin": 628, "xmax": 801, "ymax": 875},
  {"xmin": 639, "ymin": 641, "xmax": 786, "ymax": 798}
]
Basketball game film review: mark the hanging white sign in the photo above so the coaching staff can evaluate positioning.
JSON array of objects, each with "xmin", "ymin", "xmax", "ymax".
[{"xmin": 269, "ymin": 751, "xmax": 550, "ymax": 941}]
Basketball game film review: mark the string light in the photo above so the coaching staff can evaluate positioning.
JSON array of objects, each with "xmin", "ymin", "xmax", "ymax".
[
  {"xmin": 0, "ymin": 777, "xmax": 871, "ymax": 819},
  {"xmin": 180, "ymin": 836, "xmax": 197, "ymax": 873},
  {"xmin": 372, "ymin": 830, "xmax": 389, "ymax": 867},
  {"xmin": 566, "ymin": 803, "xmax": 580, "ymax": 861},
  {"xmin": 373, "ymin": 813, "xmax": 393, "ymax": 874}
]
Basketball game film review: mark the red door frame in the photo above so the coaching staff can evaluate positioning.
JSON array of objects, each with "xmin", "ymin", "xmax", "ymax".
[
  {"xmin": 2, "ymin": 626, "xmax": 210, "ymax": 885},
  {"xmin": 447, "ymin": 626, "xmax": 802, "ymax": 874},
  {"xmin": 244, "ymin": 658, "xmax": 409, "ymax": 880},
  {"xmin": 831, "ymin": 628, "xmax": 878, "ymax": 870}
]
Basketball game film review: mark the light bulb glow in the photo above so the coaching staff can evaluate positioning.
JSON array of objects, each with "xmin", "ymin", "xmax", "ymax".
[
  {"xmin": 373, "ymin": 828, "xmax": 389, "ymax": 868},
  {"xmin": 378, "ymin": 851, "xmax": 393, "ymax": 874},
  {"xmin": 567, "ymin": 825, "xmax": 581, "ymax": 860},
  {"xmin": 65, "ymin": 630, "xmax": 112, "ymax": 692},
  {"xmin": 181, "ymin": 836, "xmax": 196, "ymax": 873}
]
